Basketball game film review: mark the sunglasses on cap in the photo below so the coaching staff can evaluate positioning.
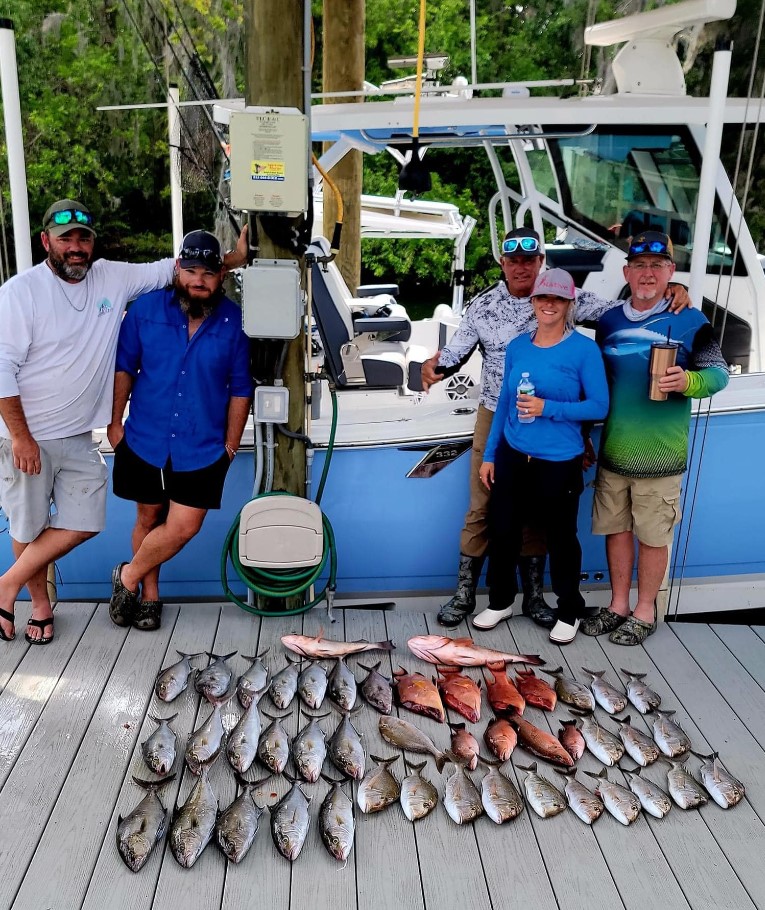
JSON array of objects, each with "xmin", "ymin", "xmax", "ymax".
[
  {"xmin": 630, "ymin": 239, "xmax": 670, "ymax": 256},
  {"xmin": 179, "ymin": 248, "xmax": 223, "ymax": 269},
  {"xmin": 502, "ymin": 236, "xmax": 540, "ymax": 255},
  {"xmin": 49, "ymin": 209, "xmax": 94, "ymax": 227}
]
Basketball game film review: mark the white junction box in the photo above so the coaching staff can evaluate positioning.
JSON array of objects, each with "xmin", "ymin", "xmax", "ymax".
[
  {"xmin": 229, "ymin": 108, "xmax": 309, "ymax": 215},
  {"xmin": 239, "ymin": 496, "xmax": 324, "ymax": 569},
  {"xmin": 253, "ymin": 385, "xmax": 289, "ymax": 424},
  {"xmin": 242, "ymin": 259, "xmax": 303, "ymax": 339}
]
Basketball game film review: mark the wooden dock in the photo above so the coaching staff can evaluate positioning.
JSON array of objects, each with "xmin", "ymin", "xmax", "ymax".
[{"xmin": 1, "ymin": 600, "xmax": 764, "ymax": 910}]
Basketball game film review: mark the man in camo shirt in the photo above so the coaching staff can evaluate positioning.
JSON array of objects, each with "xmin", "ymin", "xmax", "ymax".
[{"xmin": 422, "ymin": 226, "xmax": 688, "ymax": 630}]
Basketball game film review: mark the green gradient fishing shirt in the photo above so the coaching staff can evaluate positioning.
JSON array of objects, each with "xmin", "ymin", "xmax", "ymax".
[{"xmin": 596, "ymin": 302, "xmax": 729, "ymax": 478}]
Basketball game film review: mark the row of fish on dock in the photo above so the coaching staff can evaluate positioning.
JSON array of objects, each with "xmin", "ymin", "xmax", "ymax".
[{"xmin": 116, "ymin": 631, "xmax": 745, "ymax": 873}]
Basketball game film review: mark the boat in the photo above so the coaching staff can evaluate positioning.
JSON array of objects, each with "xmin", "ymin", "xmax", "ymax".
[{"xmin": 2, "ymin": 0, "xmax": 764, "ymax": 618}]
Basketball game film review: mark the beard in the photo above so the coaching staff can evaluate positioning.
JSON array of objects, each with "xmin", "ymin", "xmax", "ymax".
[
  {"xmin": 48, "ymin": 248, "xmax": 92, "ymax": 281},
  {"xmin": 174, "ymin": 279, "xmax": 223, "ymax": 320}
]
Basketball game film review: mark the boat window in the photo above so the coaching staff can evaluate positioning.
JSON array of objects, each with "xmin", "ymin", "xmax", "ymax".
[{"xmin": 548, "ymin": 128, "xmax": 744, "ymax": 276}]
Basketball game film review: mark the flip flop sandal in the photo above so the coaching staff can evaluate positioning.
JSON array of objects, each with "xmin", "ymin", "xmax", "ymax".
[
  {"xmin": 133, "ymin": 600, "xmax": 163, "ymax": 632},
  {"xmin": 579, "ymin": 608, "xmax": 628, "ymax": 637},
  {"xmin": 0, "ymin": 606, "xmax": 16, "ymax": 642},
  {"xmin": 608, "ymin": 614, "xmax": 657, "ymax": 646},
  {"xmin": 25, "ymin": 615, "xmax": 54, "ymax": 645},
  {"xmin": 109, "ymin": 562, "xmax": 139, "ymax": 628}
]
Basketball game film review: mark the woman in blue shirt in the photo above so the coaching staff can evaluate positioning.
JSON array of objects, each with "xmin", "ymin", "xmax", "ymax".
[{"xmin": 474, "ymin": 268, "xmax": 609, "ymax": 644}]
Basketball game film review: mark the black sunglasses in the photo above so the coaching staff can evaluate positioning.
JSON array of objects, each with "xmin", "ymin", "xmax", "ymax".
[
  {"xmin": 179, "ymin": 247, "xmax": 222, "ymax": 268},
  {"xmin": 49, "ymin": 209, "xmax": 93, "ymax": 227}
]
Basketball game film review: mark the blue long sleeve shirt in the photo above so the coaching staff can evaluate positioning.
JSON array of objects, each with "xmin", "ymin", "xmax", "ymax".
[
  {"xmin": 483, "ymin": 330, "xmax": 609, "ymax": 463},
  {"xmin": 116, "ymin": 288, "xmax": 254, "ymax": 471}
]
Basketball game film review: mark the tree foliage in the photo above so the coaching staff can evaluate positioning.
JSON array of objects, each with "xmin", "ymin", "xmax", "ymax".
[{"xmin": 0, "ymin": 0, "xmax": 762, "ymax": 284}]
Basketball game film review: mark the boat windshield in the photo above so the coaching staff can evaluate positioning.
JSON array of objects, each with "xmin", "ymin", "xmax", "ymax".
[{"xmin": 540, "ymin": 127, "xmax": 742, "ymax": 275}]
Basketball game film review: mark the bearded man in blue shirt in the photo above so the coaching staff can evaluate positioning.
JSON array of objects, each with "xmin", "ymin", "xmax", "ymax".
[{"xmin": 106, "ymin": 230, "xmax": 253, "ymax": 631}]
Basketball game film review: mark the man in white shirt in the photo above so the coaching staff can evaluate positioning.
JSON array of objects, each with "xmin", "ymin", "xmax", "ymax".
[{"xmin": 0, "ymin": 199, "xmax": 246, "ymax": 645}]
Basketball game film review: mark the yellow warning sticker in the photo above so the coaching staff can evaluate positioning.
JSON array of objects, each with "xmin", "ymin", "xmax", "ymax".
[{"xmin": 251, "ymin": 160, "xmax": 285, "ymax": 182}]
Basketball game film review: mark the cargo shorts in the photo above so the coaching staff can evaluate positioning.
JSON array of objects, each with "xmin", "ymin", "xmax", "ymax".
[
  {"xmin": 591, "ymin": 465, "xmax": 682, "ymax": 548},
  {"xmin": 0, "ymin": 432, "xmax": 108, "ymax": 543}
]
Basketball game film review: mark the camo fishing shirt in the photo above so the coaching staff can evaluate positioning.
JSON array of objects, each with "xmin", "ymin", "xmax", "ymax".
[{"xmin": 437, "ymin": 279, "xmax": 618, "ymax": 411}]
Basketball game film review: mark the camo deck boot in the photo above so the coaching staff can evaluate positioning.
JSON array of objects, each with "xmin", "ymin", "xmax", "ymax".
[
  {"xmin": 437, "ymin": 555, "xmax": 484, "ymax": 628},
  {"xmin": 518, "ymin": 555, "xmax": 557, "ymax": 629}
]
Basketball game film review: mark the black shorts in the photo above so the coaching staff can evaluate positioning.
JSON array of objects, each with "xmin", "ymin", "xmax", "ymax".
[{"xmin": 112, "ymin": 439, "xmax": 231, "ymax": 510}]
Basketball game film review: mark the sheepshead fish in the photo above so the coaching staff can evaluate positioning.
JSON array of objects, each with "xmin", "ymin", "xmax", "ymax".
[
  {"xmin": 556, "ymin": 768, "xmax": 604, "ymax": 825},
  {"xmin": 584, "ymin": 769, "xmax": 641, "ymax": 825},
  {"xmin": 319, "ymin": 776, "xmax": 355, "ymax": 862},
  {"xmin": 269, "ymin": 656, "xmax": 300, "ymax": 710},
  {"xmin": 282, "ymin": 632, "xmax": 395, "ymax": 659},
  {"xmin": 378, "ymin": 716, "xmax": 448, "ymax": 773},
  {"xmin": 484, "ymin": 717, "xmax": 517, "ymax": 762},
  {"xmin": 483, "ymin": 662, "xmax": 525, "ymax": 716},
  {"xmin": 328, "ymin": 709, "xmax": 365, "ymax": 780},
  {"xmin": 270, "ymin": 777, "xmax": 311, "ymax": 861},
  {"xmin": 141, "ymin": 713, "xmax": 178, "ymax": 775},
  {"xmin": 665, "ymin": 760, "xmax": 708, "ymax": 809},
  {"xmin": 510, "ymin": 714, "xmax": 574, "ymax": 767},
  {"xmin": 400, "ymin": 760, "xmax": 439, "ymax": 822},
  {"xmin": 195, "ymin": 651, "xmax": 238, "ymax": 701},
  {"xmin": 448, "ymin": 722, "xmax": 480, "ymax": 770},
  {"xmin": 652, "ymin": 709, "xmax": 692, "ymax": 758},
  {"xmin": 359, "ymin": 661, "xmax": 393, "ymax": 715},
  {"xmin": 443, "ymin": 757, "xmax": 483, "ymax": 824},
  {"xmin": 216, "ymin": 776, "xmax": 263, "ymax": 863},
  {"xmin": 557, "ymin": 719, "xmax": 585, "ymax": 763},
  {"xmin": 479, "ymin": 760, "xmax": 524, "ymax": 824},
  {"xmin": 436, "ymin": 667, "xmax": 481, "ymax": 723},
  {"xmin": 623, "ymin": 768, "xmax": 672, "ymax": 818},
  {"xmin": 292, "ymin": 711, "xmax": 329, "ymax": 783},
  {"xmin": 407, "ymin": 635, "xmax": 543, "ymax": 667},
  {"xmin": 612, "ymin": 715, "xmax": 660, "ymax": 767},
  {"xmin": 541, "ymin": 667, "xmax": 595, "ymax": 712},
  {"xmin": 169, "ymin": 765, "xmax": 218, "ymax": 868},
  {"xmin": 185, "ymin": 691, "xmax": 232, "ymax": 775},
  {"xmin": 155, "ymin": 651, "xmax": 202, "ymax": 702},
  {"xmin": 621, "ymin": 669, "xmax": 662, "ymax": 714},
  {"xmin": 357, "ymin": 754, "xmax": 400, "ymax": 814},
  {"xmin": 298, "ymin": 661, "xmax": 328, "ymax": 710},
  {"xmin": 393, "ymin": 668, "xmax": 445, "ymax": 723},
  {"xmin": 516, "ymin": 762, "xmax": 566, "ymax": 818},
  {"xmin": 328, "ymin": 656, "xmax": 357, "ymax": 711},
  {"xmin": 514, "ymin": 668, "xmax": 557, "ymax": 712},
  {"xmin": 577, "ymin": 712, "xmax": 625, "ymax": 767},
  {"xmin": 226, "ymin": 693, "xmax": 263, "ymax": 774},
  {"xmin": 694, "ymin": 752, "xmax": 745, "ymax": 808},
  {"xmin": 258, "ymin": 711, "xmax": 291, "ymax": 775},
  {"xmin": 237, "ymin": 649, "xmax": 270, "ymax": 709},
  {"xmin": 116, "ymin": 774, "xmax": 176, "ymax": 872},
  {"xmin": 581, "ymin": 668, "xmax": 628, "ymax": 715}
]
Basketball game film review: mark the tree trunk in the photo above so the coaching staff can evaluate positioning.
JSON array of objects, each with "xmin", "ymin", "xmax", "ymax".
[{"xmin": 322, "ymin": 0, "xmax": 365, "ymax": 294}]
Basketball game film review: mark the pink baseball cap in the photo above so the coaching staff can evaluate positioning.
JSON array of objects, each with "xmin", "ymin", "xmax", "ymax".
[{"xmin": 531, "ymin": 267, "xmax": 576, "ymax": 300}]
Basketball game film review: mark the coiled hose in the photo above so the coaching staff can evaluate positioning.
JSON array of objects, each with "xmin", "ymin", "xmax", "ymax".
[{"xmin": 221, "ymin": 384, "xmax": 338, "ymax": 616}]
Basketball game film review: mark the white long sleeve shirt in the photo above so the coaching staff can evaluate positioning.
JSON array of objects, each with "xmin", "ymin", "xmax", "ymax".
[{"xmin": 0, "ymin": 258, "xmax": 175, "ymax": 439}]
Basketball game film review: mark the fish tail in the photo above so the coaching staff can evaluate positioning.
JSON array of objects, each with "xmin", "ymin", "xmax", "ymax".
[
  {"xmin": 358, "ymin": 661, "xmax": 381, "ymax": 672},
  {"xmin": 581, "ymin": 667, "xmax": 604, "ymax": 678},
  {"xmin": 519, "ymin": 653, "xmax": 545, "ymax": 666},
  {"xmin": 206, "ymin": 650, "xmax": 238, "ymax": 662},
  {"xmin": 177, "ymin": 650, "xmax": 204, "ymax": 659},
  {"xmin": 377, "ymin": 640, "xmax": 396, "ymax": 651},
  {"xmin": 132, "ymin": 773, "xmax": 176, "ymax": 790},
  {"xmin": 434, "ymin": 751, "xmax": 448, "ymax": 774},
  {"xmin": 370, "ymin": 754, "xmax": 399, "ymax": 768},
  {"xmin": 406, "ymin": 760, "xmax": 428, "ymax": 773},
  {"xmin": 620, "ymin": 668, "xmax": 646, "ymax": 679}
]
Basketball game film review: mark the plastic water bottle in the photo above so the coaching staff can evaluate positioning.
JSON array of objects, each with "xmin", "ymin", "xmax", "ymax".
[{"xmin": 517, "ymin": 372, "xmax": 535, "ymax": 423}]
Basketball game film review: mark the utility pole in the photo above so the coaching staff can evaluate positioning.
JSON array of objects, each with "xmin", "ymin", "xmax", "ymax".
[
  {"xmin": 322, "ymin": 0, "xmax": 365, "ymax": 293},
  {"xmin": 245, "ymin": 1, "xmax": 307, "ymax": 496}
]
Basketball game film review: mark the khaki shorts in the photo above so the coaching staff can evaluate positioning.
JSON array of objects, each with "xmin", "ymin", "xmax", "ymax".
[
  {"xmin": 0, "ymin": 432, "xmax": 108, "ymax": 543},
  {"xmin": 591, "ymin": 466, "xmax": 682, "ymax": 548}
]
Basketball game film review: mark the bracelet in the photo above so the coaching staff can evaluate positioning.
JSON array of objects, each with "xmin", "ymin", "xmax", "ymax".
[{"xmin": 225, "ymin": 444, "xmax": 237, "ymax": 456}]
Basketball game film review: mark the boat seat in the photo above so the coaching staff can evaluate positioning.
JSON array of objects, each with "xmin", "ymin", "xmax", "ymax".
[{"xmin": 309, "ymin": 237, "xmax": 413, "ymax": 388}]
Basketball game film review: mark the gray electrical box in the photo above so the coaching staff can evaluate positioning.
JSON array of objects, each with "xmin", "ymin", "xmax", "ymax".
[
  {"xmin": 239, "ymin": 496, "xmax": 324, "ymax": 569},
  {"xmin": 229, "ymin": 108, "xmax": 309, "ymax": 215},
  {"xmin": 242, "ymin": 259, "xmax": 303, "ymax": 339}
]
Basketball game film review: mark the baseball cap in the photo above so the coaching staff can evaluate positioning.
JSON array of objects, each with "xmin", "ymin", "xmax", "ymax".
[
  {"xmin": 502, "ymin": 226, "xmax": 544, "ymax": 257},
  {"xmin": 178, "ymin": 230, "xmax": 223, "ymax": 270},
  {"xmin": 627, "ymin": 230, "xmax": 674, "ymax": 261},
  {"xmin": 531, "ymin": 267, "xmax": 576, "ymax": 300},
  {"xmin": 43, "ymin": 199, "xmax": 96, "ymax": 238}
]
